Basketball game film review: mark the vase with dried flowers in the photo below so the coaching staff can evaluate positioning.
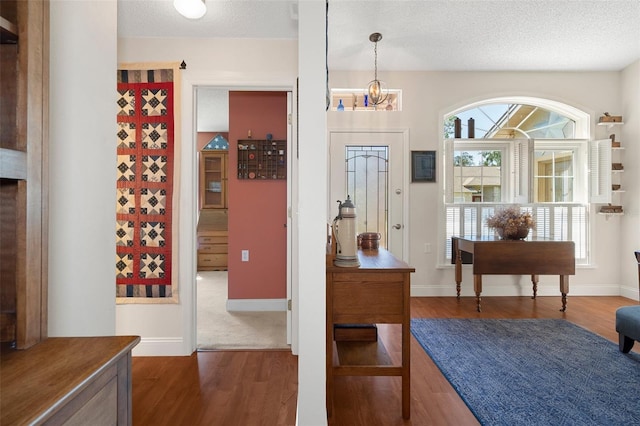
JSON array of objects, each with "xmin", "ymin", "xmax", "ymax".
[{"xmin": 486, "ymin": 205, "xmax": 535, "ymax": 240}]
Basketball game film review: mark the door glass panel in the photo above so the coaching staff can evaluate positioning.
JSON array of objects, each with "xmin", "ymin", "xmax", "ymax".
[
  {"xmin": 345, "ymin": 146, "xmax": 389, "ymax": 248},
  {"xmin": 204, "ymin": 155, "xmax": 223, "ymax": 207}
]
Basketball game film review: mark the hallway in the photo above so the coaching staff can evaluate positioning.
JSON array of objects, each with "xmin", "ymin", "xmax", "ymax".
[{"xmin": 196, "ymin": 271, "xmax": 288, "ymax": 350}]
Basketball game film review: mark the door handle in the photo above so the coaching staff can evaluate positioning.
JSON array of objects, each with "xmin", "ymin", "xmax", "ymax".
[{"xmin": 392, "ymin": 224, "xmax": 403, "ymax": 230}]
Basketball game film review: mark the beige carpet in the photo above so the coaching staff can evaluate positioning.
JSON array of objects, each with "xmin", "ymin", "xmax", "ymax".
[{"xmin": 196, "ymin": 271, "xmax": 289, "ymax": 350}]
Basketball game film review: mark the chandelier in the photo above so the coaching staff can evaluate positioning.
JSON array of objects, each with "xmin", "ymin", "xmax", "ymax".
[{"xmin": 366, "ymin": 32, "xmax": 388, "ymax": 106}]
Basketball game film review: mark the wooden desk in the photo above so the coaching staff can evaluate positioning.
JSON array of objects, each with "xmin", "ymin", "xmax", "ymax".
[
  {"xmin": 326, "ymin": 249, "xmax": 414, "ymax": 420},
  {"xmin": 1, "ymin": 335, "xmax": 140, "ymax": 425},
  {"xmin": 452, "ymin": 237, "xmax": 575, "ymax": 312}
]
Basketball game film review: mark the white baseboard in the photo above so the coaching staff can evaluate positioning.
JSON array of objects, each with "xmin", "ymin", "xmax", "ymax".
[
  {"xmin": 226, "ymin": 298, "xmax": 287, "ymax": 312},
  {"xmin": 132, "ymin": 337, "xmax": 188, "ymax": 357},
  {"xmin": 620, "ymin": 286, "xmax": 640, "ymax": 301}
]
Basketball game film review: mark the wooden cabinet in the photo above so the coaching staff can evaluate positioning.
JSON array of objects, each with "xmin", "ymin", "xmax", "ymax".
[
  {"xmin": 1, "ymin": 336, "xmax": 139, "ymax": 425},
  {"xmin": 197, "ymin": 209, "xmax": 228, "ymax": 271},
  {"xmin": 326, "ymin": 249, "xmax": 414, "ymax": 420},
  {"xmin": 0, "ymin": 0, "xmax": 49, "ymax": 349},
  {"xmin": 198, "ymin": 232, "xmax": 228, "ymax": 270},
  {"xmin": 200, "ymin": 151, "xmax": 227, "ymax": 209}
]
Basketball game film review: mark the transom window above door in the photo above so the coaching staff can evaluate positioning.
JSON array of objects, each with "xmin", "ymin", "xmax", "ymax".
[{"xmin": 330, "ymin": 88, "xmax": 402, "ymax": 111}]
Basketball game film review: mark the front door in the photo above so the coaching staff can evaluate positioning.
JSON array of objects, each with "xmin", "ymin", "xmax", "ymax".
[{"xmin": 329, "ymin": 131, "xmax": 407, "ymax": 260}]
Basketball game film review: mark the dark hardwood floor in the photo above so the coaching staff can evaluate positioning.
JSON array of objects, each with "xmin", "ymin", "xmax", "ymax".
[{"xmin": 132, "ymin": 296, "xmax": 638, "ymax": 425}]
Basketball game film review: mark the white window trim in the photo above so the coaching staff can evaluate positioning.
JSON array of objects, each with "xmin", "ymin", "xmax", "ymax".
[
  {"xmin": 445, "ymin": 138, "xmax": 533, "ymax": 204},
  {"xmin": 589, "ymin": 138, "xmax": 612, "ymax": 204},
  {"xmin": 445, "ymin": 96, "xmax": 591, "ymax": 138},
  {"xmin": 534, "ymin": 139, "xmax": 589, "ymax": 203},
  {"xmin": 439, "ymin": 97, "xmax": 596, "ymax": 268}
]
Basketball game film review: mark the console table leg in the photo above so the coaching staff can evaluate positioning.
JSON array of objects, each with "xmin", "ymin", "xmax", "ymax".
[
  {"xmin": 402, "ymin": 387, "xmax": 410, "ymax": 419},
  {"xmin": 531, "ymin": 274, "xmax": 539, "ymax": 299},
  {"xmin": 559, "ymin": 275, "xmax": 569, "ymax": 312},
  {"xmin": 474, "ymin": 275, "xmax": 482, "ymax": 312},
  {"xmin": 455, "ymin": 248, "xmax": 462, "ymax": 298}
]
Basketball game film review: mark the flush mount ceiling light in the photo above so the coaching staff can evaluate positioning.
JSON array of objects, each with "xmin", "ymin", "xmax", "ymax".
[
  {"xmin": 366, "ymin": 32, "xmax": 388, "ymax": 106},
  {"xmin": 174, "ymin": 0, "xmax": 207, "ymax": 20}
]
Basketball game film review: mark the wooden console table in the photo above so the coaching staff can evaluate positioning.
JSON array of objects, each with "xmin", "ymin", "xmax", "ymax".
[
  {"xmin": 1, "ymin": 335, "xmax": 140, "ymax": 425},
  {"xmin": 452, "ymin": 237, "xmax": 575, "ymax": 312},
  {"xmin": 326, "ymin": 249, "xmax": 414, "ymax": 420}
]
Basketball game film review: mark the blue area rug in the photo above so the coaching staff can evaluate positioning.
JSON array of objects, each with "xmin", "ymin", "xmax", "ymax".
[{"xmin": 411, "ymin": 319, "xmax": 640, "ymax": 425}]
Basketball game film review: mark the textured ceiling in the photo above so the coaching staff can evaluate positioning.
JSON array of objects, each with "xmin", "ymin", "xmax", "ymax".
[{"xmin": 118, "ymin": 0, "xmax": 640, "ymax": 72}]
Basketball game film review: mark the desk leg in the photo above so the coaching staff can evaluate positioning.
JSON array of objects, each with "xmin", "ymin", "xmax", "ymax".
[
  {"xmin": 326, "ymin": 275, "xmax": 333, "ymax": 418},
  {"xmin": 402, "ymin": 274, "xmax": 411, "ymax": 420},
  {"xmin": 326, "ymin": 366, "xmax": 333, "ymax": 418},
  {"xmin": 402, "ymin": 330, "xmax": 410, "ymax": 419},
  {"xmin": 559, "ymin": 275, "xmax": 569, "ymax": 312},
  {"xmin": 455, "ymin": 248, "xmax": 462, "ymax": 298},
  {"xmin": 474, "ymin": 274, "xmax": 482, "ymax": 312},
  {"xmin": 531, "ymin": 275, "xmax": 539, "ymax": 299}
]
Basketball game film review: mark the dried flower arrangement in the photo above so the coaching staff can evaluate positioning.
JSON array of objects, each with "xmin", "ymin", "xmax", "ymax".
[{"xmin": 486, "ymin": 205, "xmax": 535, "ymax": 239}]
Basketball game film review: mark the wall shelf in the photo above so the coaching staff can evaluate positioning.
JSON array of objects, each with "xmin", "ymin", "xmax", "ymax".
[
  {"xmin": 237, "ymin": 139, "xmax": 287, "ymax": 180},
  {"xmin": 0, "ymin": 0, "xmax": 49, "ymax": 349},
  {"xmin": 597, "ymin": 121, "xmax": 624, "ymax": 126}
]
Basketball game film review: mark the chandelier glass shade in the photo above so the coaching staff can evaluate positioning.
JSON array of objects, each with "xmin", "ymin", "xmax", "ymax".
[
  {"xmin": 366, "ymin": 32, "xmax": 388, "ymax": 106},
  {"xmin": 174, "ymin": 0, "xmax": 207, "ymax": 19}
]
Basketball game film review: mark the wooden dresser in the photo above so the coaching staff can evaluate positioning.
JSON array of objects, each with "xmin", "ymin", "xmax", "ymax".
[
  {"xmin": 326, "ymin": 249, "xmax": 414, "ymax": 420},
  {"xmin": 197, "ymin": 209, "xmax": 228, "ymax": 271},
  {"xmin": 1, "ymin": 335, "xmax": 140, "ymax": 425},
  {"xmin": 198, "ymin": 230, "xmax": 228, "ymax": 270}
]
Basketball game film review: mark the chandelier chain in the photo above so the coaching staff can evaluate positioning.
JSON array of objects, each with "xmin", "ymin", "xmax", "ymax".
[{"xmin": 373, "ymin": 41, "xmax": 378, "ymax": 80}]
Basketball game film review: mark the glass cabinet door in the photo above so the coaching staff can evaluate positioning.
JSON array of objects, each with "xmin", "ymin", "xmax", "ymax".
[{"xmin": 200, "ymin": 152, "xmax": 227, "ymax": 209}]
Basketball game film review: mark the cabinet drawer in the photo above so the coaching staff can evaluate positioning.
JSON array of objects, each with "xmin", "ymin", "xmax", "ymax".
[
  {"xmin": 198, "ymin": 253, "xmax": 227, "ymax": 266},
  {"xmin": 198, "ymin": 236, "xmax": 227, "ymax": 245},
  {"xmin": 198, "ymin": 243, "xmax": 228, "ymax": 254}
]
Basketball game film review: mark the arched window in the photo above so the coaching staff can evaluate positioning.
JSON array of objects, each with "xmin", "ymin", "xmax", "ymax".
[
  {"xmin": 441, "ymin": 97, "xmax": 598, "ymax": 265},
  {"xmin": 445, "ymin": 102, "xmax": 577, "ymax": 140}
]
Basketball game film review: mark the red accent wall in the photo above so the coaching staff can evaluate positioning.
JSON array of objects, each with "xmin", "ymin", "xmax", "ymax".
[{"xmin": 228, "ymin": 91, "xmax": 288, "ymax": 300}]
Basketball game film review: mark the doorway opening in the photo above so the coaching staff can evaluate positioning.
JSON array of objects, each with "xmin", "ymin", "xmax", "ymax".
[{"xmin": 195, "ymin": 88, "xmax": 291, "ymax": 350}]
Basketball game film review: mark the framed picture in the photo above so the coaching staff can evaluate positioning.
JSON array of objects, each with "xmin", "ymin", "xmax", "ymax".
[{"xmin": 411, "ymin": 151, "xmax": 436, "ymax": 182}]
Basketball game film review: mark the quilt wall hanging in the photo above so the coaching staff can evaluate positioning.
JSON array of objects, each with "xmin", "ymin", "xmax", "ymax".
[{"xmin": 116, "ymin": 63, "xmax": 181, "ymax": 304}]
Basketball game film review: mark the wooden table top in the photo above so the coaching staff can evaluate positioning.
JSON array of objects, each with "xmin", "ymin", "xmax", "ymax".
[
  {"xmin": 453, "ymin": 236, "xmax": 566, "ymax": 243},
  {"xmin": 327, "ymin": 248, "xmax": 414, "ymax": 273},
  {"xmin": 1, "ymin": 335, "xmax": 140, "ymax": 425}
]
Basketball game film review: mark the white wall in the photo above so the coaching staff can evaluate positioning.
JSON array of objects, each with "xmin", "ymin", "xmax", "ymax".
[
  {"xmin": 116, "ymin": 37, "xmax": 298, "ymax": 356},
  {"xmin": 48, "ymin": 0, "xmax": 117, "ymax": 336},
  {"xmin": 328, "ymin": 70, "xmax": 636, "ymax": 299},
  {"xmin": 197, "ymin": 88, "xmax": 229, "ymax": 132},
  {"xmin": 296, "ymin": 3, "xmax": 328, "ymax": 424},
  {"xmin": 620, "ymin": 60, "xmax": 640, "ymax": 300}
]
